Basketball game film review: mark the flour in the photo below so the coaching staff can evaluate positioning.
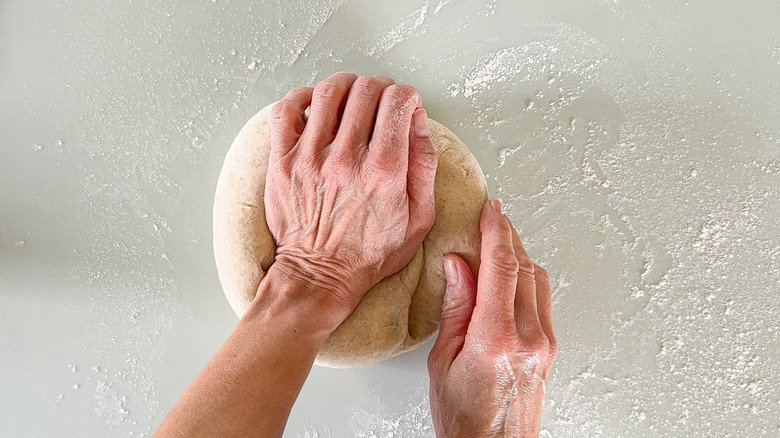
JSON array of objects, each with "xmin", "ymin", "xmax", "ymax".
[
  {"xmin": 359, "ymin": 2, "xmax": 430, "ymax": 56},
  {"xmin": 4, "ymin": 0, "xmax": 777, "ymax": 436},
  {"xmin": 349, "ymin": 387, "xmax": 433, "ymax": 438}
]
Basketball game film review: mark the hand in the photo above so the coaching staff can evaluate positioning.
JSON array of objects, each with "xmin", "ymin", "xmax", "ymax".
[
  {"xmin": 264, "ymin": 72, "xmax": 438, "ymax": 329},
  {"xmin": 427, "ymin": 199, "xmax": 557, "ymax": 437}
]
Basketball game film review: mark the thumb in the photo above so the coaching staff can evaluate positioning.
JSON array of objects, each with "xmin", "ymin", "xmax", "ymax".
[{"xmin": 428, "ymin": 254, "xmax": 477, "ymax": 376}]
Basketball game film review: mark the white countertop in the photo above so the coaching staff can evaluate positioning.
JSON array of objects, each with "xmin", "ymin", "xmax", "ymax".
[{"xmin": 1, "ymin": 0, "xmax": 779, "ymax": 436}]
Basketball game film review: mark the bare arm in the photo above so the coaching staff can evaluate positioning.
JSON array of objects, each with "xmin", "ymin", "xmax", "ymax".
[
  {"xmin": 155, "ymin": 72, "xmax": 437, "ymax": 437},
  {"xmin": 153, "ymin": 263, "xmax": 332, "ymax": 437}
]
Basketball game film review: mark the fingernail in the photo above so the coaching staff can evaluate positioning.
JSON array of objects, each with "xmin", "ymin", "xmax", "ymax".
[
  {"xmin": 414, "ymin": 108, "xmax": 430, "ymax": 138},
  {"xmin": 490, "ymin": 198, "xmax": 502, "ymax": 213},
  {"xmin": 443, "ymin": 256, "xmax": 459, "ymax": 288}
]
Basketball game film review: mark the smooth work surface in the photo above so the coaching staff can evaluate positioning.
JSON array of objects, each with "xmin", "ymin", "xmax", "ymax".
[{"xmin": 1, "ymin": 0, "xmax": 778, "ymax": 436}]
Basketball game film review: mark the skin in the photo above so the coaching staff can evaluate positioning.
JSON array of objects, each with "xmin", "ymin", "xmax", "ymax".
[
  {"xmin": 154, "ymin": 72, "xmax": 555, "ymax": 438},
  {"xmin": 428, "ymin": 201, "xmax": 557, "ymax": 437}
]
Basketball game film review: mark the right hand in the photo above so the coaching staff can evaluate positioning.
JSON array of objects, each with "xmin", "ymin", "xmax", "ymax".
[{"xmin": 427, "ymin": 199, "xmax": 557, "ymax": 437}]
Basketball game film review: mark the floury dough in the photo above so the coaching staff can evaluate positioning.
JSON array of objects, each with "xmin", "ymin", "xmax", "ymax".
[{"xmin": 213, "ymin": 102, "xmax": 487, "ymax": 367}]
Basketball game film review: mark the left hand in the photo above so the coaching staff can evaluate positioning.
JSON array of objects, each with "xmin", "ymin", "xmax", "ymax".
[
  {"xmin": 264, "ymin": 72, "xmax": 438, "ymax": 328},
  {"xmin": 427, "ymin": 200, "xmax": 557, "ymax": 437}
]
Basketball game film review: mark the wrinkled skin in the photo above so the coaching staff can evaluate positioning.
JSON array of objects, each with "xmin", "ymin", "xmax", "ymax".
[
  {"xmin": 428, "ymin": 200, "xmax": 557, "ymax": 437},
  {"xmin": 264, "ymin": 73, "xmax": 438, "ymax": 328},
  {"xmin": 156, "ymin": 73, "xmax": 438, "ymax": 438},
  {"xmin": 157, "ymin": 72, "xmax": 554, "ymax": 438}
]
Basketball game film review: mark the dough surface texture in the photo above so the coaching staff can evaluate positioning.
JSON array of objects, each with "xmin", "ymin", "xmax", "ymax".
[{"xmin": 213, "ymin": 102, "xmax": 487, "ymax": 367}]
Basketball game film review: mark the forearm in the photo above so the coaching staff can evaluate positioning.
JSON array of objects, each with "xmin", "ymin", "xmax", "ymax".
[{"xmin": 155, "ymin": 266, "xmax": 334, "ymax": 438}]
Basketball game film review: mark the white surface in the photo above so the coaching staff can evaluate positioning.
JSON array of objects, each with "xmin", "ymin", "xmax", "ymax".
[{"xmin": 1, "ymin": 0, "xmax": 779, "ymax": 436}]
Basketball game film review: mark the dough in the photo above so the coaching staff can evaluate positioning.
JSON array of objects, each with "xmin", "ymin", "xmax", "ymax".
[{"xmin": 213, "ymin": 102, "xmax": 487, "ymax": 368}]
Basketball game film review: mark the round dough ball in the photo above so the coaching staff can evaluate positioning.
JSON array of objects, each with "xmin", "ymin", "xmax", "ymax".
[{"xmin": 213, "ymin": 102, "xmax": 487, "ymax": 368}]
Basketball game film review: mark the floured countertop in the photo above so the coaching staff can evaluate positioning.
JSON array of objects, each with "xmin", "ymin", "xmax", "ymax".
[{"xmin": 1, "ymin": 0, "xmax": 778, "ymax": 436}]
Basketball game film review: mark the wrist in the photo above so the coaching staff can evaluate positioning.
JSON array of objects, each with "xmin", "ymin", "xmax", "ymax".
[
  {"xmin": 245, "ymin": 258, "xmax": 354, "ymax": 340},
  {"xmin": 275, "ymin": 252, "xmax": 365, "ymax": 318}
]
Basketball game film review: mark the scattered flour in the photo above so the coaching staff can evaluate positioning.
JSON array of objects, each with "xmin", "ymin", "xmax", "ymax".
[
  {"xmin": 18, "ymin": 0, "xmax": 777, "ymax": 436},
  {"xmin": 350, "ymin": 387, "xmax": 433, "ymax": 438}
]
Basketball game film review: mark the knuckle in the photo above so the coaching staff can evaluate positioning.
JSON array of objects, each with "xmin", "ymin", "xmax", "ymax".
[
  {"xmin": 327, "ymin": 149, "xmax": 357, "ymax": 172},
  {"xmin": 293, "ymin": 154, "xmax": 320, "ymax": 175},
  {"xmin": 352, "ymin": 76, "xmax": 387, "ymax": 97},
  {"xmin": 520, "ymin": 332, "xmax": 550, "ymax": 370},
  {"xmin": 378, "ymin": 132, "xmax": 405, "ymax": 151},
  {"xmin": 386, "ymin": 84, "xmax": 417, "ymax": 102},
  {"xmin": 271, "ymin": 100, "xmax": 293, "ymax": 121},
  {"xmin": 440, "ymin": 291, "xmax": 465, "ymax": 315},
  {"xmin": 487, "ymin": 249, "xmax": 520, "ymax": 275},
  {"xmin": 313, "ymin": 81, "xmax": 340, "ymax": 100},
  {"xmin": 416, "ymin": 144, "xmax": 438, "ymax": 170},
  {"xmin": 482, "ymin": 208, "xmax": 511, "ymax": 234},
  {"xmin": 516, "ymin": 253, "xmax": 535, "ymax": 277},
  {"xmin": 367, "ymin": 154, "xmax": 402, "ymax": 176},
  {"xmin": 548, "ymin": 336, "xmax": 559, "ymax": 362},
  {"xmin": 524, "ymin": 330, "xmax": 550, "ymax": 355},
  {"xmin": 527, "ymin": 330, "xmax": 550, "ymax": 353},
  {"xmin": 427, "ymin": 352, "xmax": 444, "ymax": 378}
]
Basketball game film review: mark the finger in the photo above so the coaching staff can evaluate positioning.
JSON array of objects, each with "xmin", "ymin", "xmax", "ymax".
[
  {"xmin": 367, "ymin": 84, "xmax": 419, "ymax": 173},
  {"xmin": 533, "ymin": 263, "xmax": 557, "ymax": 369},
  {"xmin": 302, "ymin": 72, "xmax": 358, "ymax": 152},
  {"xmin": 471, "ymin": 199, "xmax": 519, "ymax": 334},
  {"xmin": 334, "ymin": 76, "xmax": 395, "ymax": 154},
  {"xmin": 428, "ymin": 254, "xmax": 477, "ymax": 376},
  {"xmin": 509, "ymin": 223, "xmax": 543, "ymax": 337},
  {"xmin": 405, "ymin": 108, "xmax": 437, "ymax": 242},
  {"xmin": 270, "ymin": 87, "xmax": 314, "ymax": 161}
]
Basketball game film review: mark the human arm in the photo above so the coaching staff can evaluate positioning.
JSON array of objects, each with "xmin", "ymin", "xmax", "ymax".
[
  {"xmin": 154, "ymin": 72, "xmax": 437, "ymax": 437},
  {"xmin": 427, "ymin": 200, "xmax": 557, "ymax": 437},
  {"xmin": 152, "ymin": 264, "xmax": 336, "ymax": 437}
]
